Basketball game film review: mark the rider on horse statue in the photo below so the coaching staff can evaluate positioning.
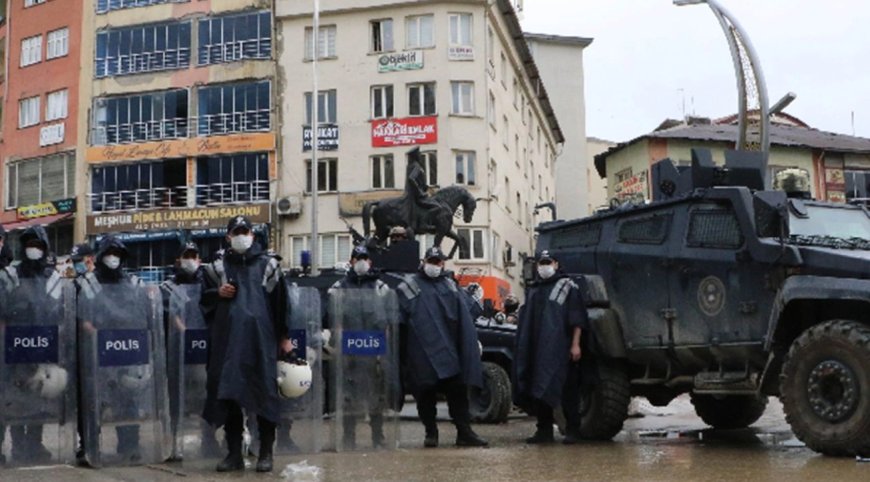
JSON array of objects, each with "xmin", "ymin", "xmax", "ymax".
[{"xmin": 403, "ymin": 147, "xmax": 440, "ymax": 233}]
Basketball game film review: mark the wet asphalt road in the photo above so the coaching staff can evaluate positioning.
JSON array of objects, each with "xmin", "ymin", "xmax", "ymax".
[{"xmin": 3, "ymin": 396, "xmax": 868, "ymax": 481}]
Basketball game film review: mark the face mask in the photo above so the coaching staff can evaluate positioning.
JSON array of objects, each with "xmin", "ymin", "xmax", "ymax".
[
  {"xmin": 103, "ymin": 255, "xmax": 121, "ymax": 270},
  {"xmin": 353, "ymin": 259, "xmax": 370, "ymax": 276},
  {"xmin": 423, "ymin": 263, "xmax": 442, "ymax": 278},
  {"xmin": 74, "ymin": 262, "xmax": 88, "ymax": 275},
  {"xmin": 25, "ymin": 248, "xmax": 44, "ymax": 260},
  {"xmin": 537, "ymin": 265, "xmax": 556, "ymax": 280},
  {"xmin": 180, "ymin": 259, "xmax": 200, "ymax": 275},
  {"xmin": 230, "ymin": 234, "xmax": 254, "ymax": 253}
]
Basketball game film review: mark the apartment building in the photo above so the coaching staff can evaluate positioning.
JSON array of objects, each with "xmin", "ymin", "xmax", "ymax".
[
  {"xmin": 77, "ymin": 0, "xmax": 279, "ymax": 281},
  {"xmin": 0, "ymin": 0, "xmax": 83, "ymax": 258},
  {"xmin": 275, "ymin": 0, "xmax": 564, "ymax": 297}
]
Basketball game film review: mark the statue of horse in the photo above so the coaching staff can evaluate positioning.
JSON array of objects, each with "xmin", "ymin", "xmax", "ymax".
[{"xmin": 362, "ymin": 185, "xmax": 477, "ymax": 258}]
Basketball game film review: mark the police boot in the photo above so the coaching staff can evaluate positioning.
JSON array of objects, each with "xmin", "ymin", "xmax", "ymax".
[
  {"xmin": 256, "ymin": 426, "xmax": 275, "ymax": 473},
  {"xmin": 562, "ymin": 427, "xmax": 582, "ymax": 445},
  {"xmin": 342, "ymin": 416, "xmax": 357, "ymax": 451},
  {"xmin": 27, "ymin": 426, "xmax": 52, "ymax": 462},
  {"xmin": 423, "ymin": 424, "xmax": 438, "ymax": 448},
  {"xmin": 216, "ymin": 428, "xmax": 245, "ymax": 472},
  {"xmin": 200, "ymin": 429, "xmax": 222, "ymax": 459},
  {"xmin": 370, "ymin": 414, "xmax": 385, "ymax": 448},
  {"xmin": 11, "ymin": 426, "xmax": 31, "ymax": 463},
  {"xmin": 116, "ymin": 425, "xmax": 141, "ymax": 462},
  {"xmin": 455, "ymin": 425, "xmax": 489, "ymax": 448},
  {"xmin": 526, "ymin": 420, "xmax": 555, "ymax": 444}
]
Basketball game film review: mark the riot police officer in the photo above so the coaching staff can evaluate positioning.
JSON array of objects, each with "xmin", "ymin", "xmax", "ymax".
[
  {"xmin": 69, "ymin": 242, "xmax": 97, "ymax": 466},
  {"xmin": 200, "ymin": 216, "xmax": 291, "ymax": 472},
  {"xmin": 0, "ymin": 226, "xmax": 64, "ymax": 463},
  {"xmin": 328, "ymin": 245, "xmax": 392, "ymax": 448},
  {"xmin": 397, "ymin": 247, "xmax": 488, "ymax": 448},
  {"xmin": 513, "ymin": 251, "xmax": 586, "ymax": 444}
]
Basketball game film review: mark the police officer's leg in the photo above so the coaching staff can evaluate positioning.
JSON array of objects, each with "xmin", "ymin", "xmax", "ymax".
[
  {"xmin": 27, "ymin": 425, "xmax": 50, "ymax": 460},
  {"xmin": 199, "ymin": 419, "xmax": 221, "ymax": 458},
  {"xmin": 276, "ymin": 419, "xmax": 296, "ymax": 451},
  {"xmin": 216, "ymin": 402, "xmax": 244, "ymax": 472},
  {"xmin": 414, "ymin": 387, "xmax": 439, "ymax": 447},
  {"xmin": 255, "ymin": 416, "xmax": 275, "ymax": 472},
  {"xmin": 443, "ymin": 377, "xmax": 488, "ymax": 447},
  {"xmin": 561, "ymin": 361, "xmax": 582, "ymax": 444},
  {"xmin": 527, "ymin": 400, "xmax": 555, "ymax": 444},
  {"xmin": 10, "ymin": 425, "xmax": 27, "ymax": 462}
]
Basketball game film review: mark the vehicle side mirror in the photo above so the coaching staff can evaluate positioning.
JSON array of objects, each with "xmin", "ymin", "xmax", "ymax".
[{"xmin": 754, "ymin": 191, "xmax": 789, "ymax": 238}]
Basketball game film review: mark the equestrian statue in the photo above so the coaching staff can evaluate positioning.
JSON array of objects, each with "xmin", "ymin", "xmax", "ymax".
[{"xmin": 362, "ymin": 147, "xmax": 477, "ymax": 258}]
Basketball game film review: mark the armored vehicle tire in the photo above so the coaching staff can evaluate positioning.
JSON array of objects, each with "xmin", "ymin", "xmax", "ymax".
[
  {"xmin": 469, "ymin": 362, "xmax": 512, "ymax": 424},
  {"xmin": 690, "ymin": 394, "xmax": 768, "ymax": 429},
  {"xmin": 780, "ymin": 320, "xmax": 870, "ymax": 456},
  {"xmin": 578, "ymin": 362, "xmax": 631, "ymax": 440}
]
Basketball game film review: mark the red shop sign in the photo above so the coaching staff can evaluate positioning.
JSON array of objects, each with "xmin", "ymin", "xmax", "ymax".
[{"xmin": 371, "ymin": 116, "xmax": 438, "ymax": 147}]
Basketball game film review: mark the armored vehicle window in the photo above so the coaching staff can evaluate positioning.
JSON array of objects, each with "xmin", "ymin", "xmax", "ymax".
[
  {"xmin": 687, "ymin": 205, "xmax": 743, "ymax": 249},
  {"xmin": 617, "ymin": 212, "xmax": 671, "ymax": 244},
  {"xmin": 550, "ymin": 223, "xmax": 602, "ymax": 249}
]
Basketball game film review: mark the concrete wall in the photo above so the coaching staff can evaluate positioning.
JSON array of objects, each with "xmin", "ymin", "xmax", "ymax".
[{"xmin": 586, "ymin": 137, "xmax": 613, "ymax": 214}]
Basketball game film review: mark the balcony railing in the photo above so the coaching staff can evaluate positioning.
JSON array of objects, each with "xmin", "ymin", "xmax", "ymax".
[
  {"xmin": 90, "ymin": 181, "xmax": 270, "ymax": 213},
  {"xmin": 128, "ymin": 266, "xmax": 173, "ymax": 285},
  {"xmin": 91, "ymin": 110, "xmax": 271, "ymax": 145},
  {"xmin": 96, "ymin": 48, "xmax": 192, "ymax": 78},
  {"xmin": 198, "ymin": 39, "xmax": 272, "ymax": 65}
]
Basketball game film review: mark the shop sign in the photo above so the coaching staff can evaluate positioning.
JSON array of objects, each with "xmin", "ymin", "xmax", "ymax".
[
  {"xmin": 39, "ymin": 123, "xmax": 65, "ymax": 147},
  {"xmin": 448, "ymin": 46, "xmax": 474, "ymax": 61},
  {"xmin": 17, "ymin": 198, "xmax": 77, "ymax": 221},
  {"xmin": 85, "ymin": 133, "xmax": 276, "ymax": 163},
  {"xmin": 377, "ymin": 50, "xmax": 423, "ymax": 72},
  {"xmin": 86, "ymin": 204, "xmax": 270, "ymax": 234},
  {"xmin": 371, "ymin": 116, "xmax": 437, "ymax": 147},
  {"xmin": 302, "ymin": 125, "xmax": 339, "ymax": 151},
  {"xmin": 614, "ymin": 171, "xmax": 648, "ymax": 199},
  {"xmin": 338, "ymin": 190, "xmax": 403, "ymax": 217}
]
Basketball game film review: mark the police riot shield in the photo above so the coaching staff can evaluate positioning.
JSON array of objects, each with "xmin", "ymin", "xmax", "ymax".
[
  {"xmin": 77, "ymin": 283, "xmax": 168, "ymax": 467},
  {"xmin": 275, "ymin": 283, "xmax": 323, "ymax": 454},
  {"xmin": 166, "ymin": 284, "xmax": 222, "ymax": 462},
  {"xmin": 328, "ymin": 288, "xmax": 400, "ymax": 452},
  {"xmin": 0, "ymin": 276, "xmax": 76, "ymax": 467}
]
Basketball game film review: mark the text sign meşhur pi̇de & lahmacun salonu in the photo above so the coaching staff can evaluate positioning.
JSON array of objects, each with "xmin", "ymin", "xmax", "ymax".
[{"xmin": 371, "ymin": 116, "xmax": 438, "ymax": 147}]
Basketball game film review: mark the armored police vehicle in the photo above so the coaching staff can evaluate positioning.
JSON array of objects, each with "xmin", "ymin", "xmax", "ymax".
[{"xmin": 532, "ymin": 148, "xmax": 870, "ymax": 456}]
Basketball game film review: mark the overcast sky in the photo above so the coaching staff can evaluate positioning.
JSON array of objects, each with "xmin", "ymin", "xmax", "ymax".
[{"xmin": 520, "ymin": 0, "xmax": 870, "ymax": 143}]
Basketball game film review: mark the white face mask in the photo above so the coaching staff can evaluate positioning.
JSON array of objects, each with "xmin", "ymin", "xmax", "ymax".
[
  {"xmin": 103, "ymin": 255, "xmax": 121, "ymax": 270},
  {"xmin": 423, "ymin": 263, "xmax": 442, "ymax": 278},
  {"xmin": 180, "ymin": 259, "xmax": 200, "ymax": 274},
  {"xmin": 230, "ymin": 234, "xmax": 254, "ymax": 253},
  {"xmin": 538, "ymin": 265, "xmax": 556, "ymax": 280},
  {"xmin": 25, "ymin": 247, "xmax": 44, "ymax": 260},
  {"xmin": 353, "ymin": 259, "xmax": 370, "ymax": 276}
]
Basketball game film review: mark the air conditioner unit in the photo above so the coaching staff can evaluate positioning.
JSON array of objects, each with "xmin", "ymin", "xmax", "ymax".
[
  {"xmin": 502, "ymin": 246, "xmax": 514, "ymax": 267},
  {"xmin": 276, "ymin": 196, "xmax": 302, "ymax": 216}
]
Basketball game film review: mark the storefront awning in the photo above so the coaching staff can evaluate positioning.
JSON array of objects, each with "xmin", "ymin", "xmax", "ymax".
[{"xmin": 1, "ymin": 213, "xmax": 74, "ymax": 232}]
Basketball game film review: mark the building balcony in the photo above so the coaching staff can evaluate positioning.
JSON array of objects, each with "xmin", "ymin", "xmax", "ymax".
[
  {"xmin": 91, "ymin": 110, "xmax": 272, "ymax": 145},
  {"xmin": 89, "ymin": 180, "xmax": 270, "ymax": 213}
]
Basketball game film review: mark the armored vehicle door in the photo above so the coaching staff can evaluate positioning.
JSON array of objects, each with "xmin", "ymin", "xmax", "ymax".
[
  {"xmin": 668, "ymin": 198, "xmax": 771, "ymax": 369},
  {"xmin": 603, "ymin": 209, "xmax": 674, "ymax": 351}
]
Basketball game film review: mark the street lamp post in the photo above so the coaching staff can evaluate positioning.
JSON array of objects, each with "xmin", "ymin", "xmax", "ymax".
[
  {"xmin": 310, "ymin": 0, "xmax": 320, "ymax": 274},
  {"xmin": 674, "ymin": 0, "xmax": 771, "ymax": 185}
]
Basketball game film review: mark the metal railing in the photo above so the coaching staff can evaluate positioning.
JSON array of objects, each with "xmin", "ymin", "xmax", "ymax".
[
  {"xmin": 91, "ymin": 110, "xmax": 271, "ymax": 145},
  {"xmin": 89, "ymin": 181, "xmax": 270, "ymax": 213},
  {"xmin": 198, "ymin": 39, "xmax": 271, "ymax": 65},
  {"xmin": 195, "ymin": 181, "xmax": 270, "ymax": 206},
  {"xmin": 96, "ymin": 48, "xmax": 192, "ymax": 78}
]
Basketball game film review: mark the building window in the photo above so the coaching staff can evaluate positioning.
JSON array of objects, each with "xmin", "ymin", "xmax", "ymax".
[
  {"xmin": 488, "ymin": 91, "xmax": 496, "ymax": 127},
  {"xmin": 90, "ymin": 159, "xmax": 187, "ymax": 212},
  {"xmin": 504, "ymin": 177, "xmax": 511, "ymax": 210},
  {"xmin": 25, "ymin": 0, "xmax": 47, "ymax": 6},
  {"xmin": 95, "ymin": 22, "xmax": 192, "ymax": 77},
  {"xmin": 289, "ymin": 236, "xmax": 308, "ymax": 268},
  {"xmin": 405, "ymin": 14, "xmax": 434, "ymax": 48},
  {"xmin": 615, "ymin": 167, "xmax": 633, "ymax": 184},
  {"xmin": 320, "ymin": 233, "xmax": 352, "ymax": 269},
  {"xmin": 502, "ymin": 116, "xmax": 509, "ymax": 147},
  {"xmin": 19, "ymin": 96, "xmax": 41, "ymax": 128},
  {"xmin": 491, "ymin": 231, "xmax": 501, "ymax": 267},
  {"xmin": 371, "ymin": 85, "xmax": 393, "ymax": 119},
  {"xmin": 46, "ymin": 90, "xmax": 68, "ymax": 122},
  {"xmin": 457, "ymin": 228, "xmax": 486, "ymax": 261},
  {"xmin": 371, "ymin": 154, "xmax": 395, "ymax": 189},
  {"xmin": 198, "ymin": 80, "xmax": 270, "ymax": 136},
  {"xmin": 408, "ymin": 83, "xmax": 436, "ymax": 116},
  {"xmin": 196, "ymin": 152, "xmax": 270, "ymax": 205},
  {"xmin": 421, "ymin": 151, "xmax": 438, "ymax": 186},
  {"xmin": 6, "ymin": 153, "xmax": 74, "ymax": 209},
  {"xmin": 845, "ymin": 170, "xmax": 869, "ymax": 204},
  {"xmin": 486, "ymin": 27, "xmax": 494, "ymax": 65},
  {"xmin": 304, "ymin": 89, "xmax": 337, "ymax": 125},
  {"xmin": 21, "ymin": 35, "xmax": 42, "ymax": 67},
  {"xmin": 46, "ymin": 28, "xmax": 69, "ymax": 60},
  {"xmin": 306, "ymin": 158, "xmax": 338, "ymax": 192},
  {"xmin": 198, "ymin": 11, "xmax": 271, "ymax": 65},
  {"xmin": 512, "ymin": 77, "xmax": 518, "ymax": 107},
  {"xmin": 304, "ymin": 25, "xmax": 336, "ymax": 60},
  {"xmin": 516, "ymin": 193, "xmax": 522, "ymax": 224},
  {"xmin": 449, "ymin": 13, "xmax": 472, "ymax": 46},
  {"xmin": 455, "ymin": 151, "xmax": 476, "ymax": 186},
  {"xmin": 500, "ymin": 52, "xmax": 507, "ymax": 87},
  {"xmin": 96, "ymin": 0, "xmax": 179, "ymax": 14},
  {"xmin": 93, "ymin": 89, "xmax": 188, "ymax": 144},
  {"xmin": 370, "ymin": 19, "xmax": 393, "ymax": 53},
  {"xmin": 451, "ymin": 81, "xmax": 474, "ymax": 115}
]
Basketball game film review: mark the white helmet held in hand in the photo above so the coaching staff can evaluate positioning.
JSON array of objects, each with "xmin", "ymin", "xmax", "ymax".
[
  {"xmin": 277, "ymin": 361, "xmax": 312, "ymax": 399},
  {"xmin": 120, "ymin": 365, "xmax": 152, "ymax": 391},
  {"xmin": 27, "ymin": 364, "xmax": 69, "ymax": 399}
]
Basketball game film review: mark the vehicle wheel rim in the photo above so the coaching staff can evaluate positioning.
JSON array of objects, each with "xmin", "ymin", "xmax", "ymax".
[{"xmin": 807, "ymin": 359, "xmax": 859, "ymax": 423}]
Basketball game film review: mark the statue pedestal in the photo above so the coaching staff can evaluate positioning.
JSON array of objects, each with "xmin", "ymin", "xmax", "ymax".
[{"xmin": 371, "ymin": 240, "xmax": 420, "ymax": 274}]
